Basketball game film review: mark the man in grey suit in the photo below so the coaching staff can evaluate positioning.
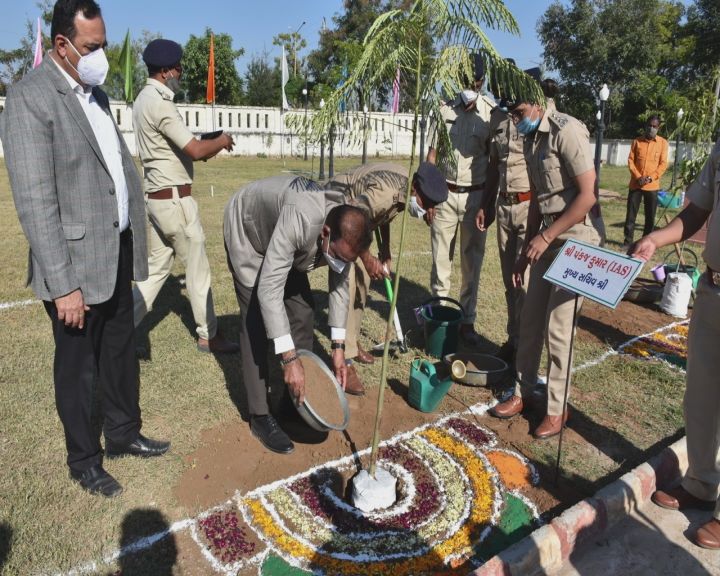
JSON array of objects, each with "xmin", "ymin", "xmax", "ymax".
[
  {"xmin": 224, "ymin": 175, "xmax": 371, "ymax": 454},
  {"xmin": 0, "ymin": 0, "xmax": 168, "ymax": 498}
]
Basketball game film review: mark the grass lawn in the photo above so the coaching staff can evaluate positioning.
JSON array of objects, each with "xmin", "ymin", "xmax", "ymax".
[{"xmin": 0, "ymin": 157, "xmax": 687, "ymax": 575}]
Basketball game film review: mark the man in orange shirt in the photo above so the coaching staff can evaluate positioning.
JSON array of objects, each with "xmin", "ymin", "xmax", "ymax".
[{"xmin": 623, "ymin": 115, "xmax": 668, "ymax": 246}]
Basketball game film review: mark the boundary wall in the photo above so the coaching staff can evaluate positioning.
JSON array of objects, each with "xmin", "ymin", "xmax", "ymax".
[{"xmin": 0, "ymin": 97, "xmax": 689, "ymax": 166}]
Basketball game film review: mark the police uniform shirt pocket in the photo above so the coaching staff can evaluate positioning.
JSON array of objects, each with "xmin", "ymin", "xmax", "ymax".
[{"xmin": 540, "ymin": 156, "xmax": 564, "ymax": 193}]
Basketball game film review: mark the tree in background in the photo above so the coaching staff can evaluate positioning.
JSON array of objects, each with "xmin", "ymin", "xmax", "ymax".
[
  {"xmin": 272, "ymin": 31, "xmax": 307, "ymax": 77},
  {"xmin": 684, "ymin": 0, "xmax": 720, "ymax": 82},
  {"xmin": 182, "ymin": 29, "xmax": 244, "ymax": 105},
  {"xmin": 302, "ymin": 0, "xmax": 539, "ymax": 479},
  {"xmin": 538, "ymin": 0, "xmax": 689, "ymax": 138},
  {"xmin": 103, "ymin": 31, "xmax": 161, "ymax": 103},
  {"xmin": 0, "ymin": 0, "xmax": 52, "ymax": 95},
  {"xmin": 244, "ymin": 51, "xmax": 281, "ymax": 107},
  {"xmin": 306, "ymin": 0, "xmax": 388, "ymax": 109}
]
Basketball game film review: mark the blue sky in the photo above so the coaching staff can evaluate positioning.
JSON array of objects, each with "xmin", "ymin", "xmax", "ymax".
[{"xmin": 0, "ymin": 1, "xmax": 553, "ymax": 73}]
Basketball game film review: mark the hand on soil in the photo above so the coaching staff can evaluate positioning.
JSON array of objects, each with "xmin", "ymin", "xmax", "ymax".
[{"xmin": 284, "ymin": 360, "xmax": 306, "ymax": 405}]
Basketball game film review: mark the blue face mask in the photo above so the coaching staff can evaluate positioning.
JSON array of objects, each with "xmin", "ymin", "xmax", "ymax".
[{"xmin": 516, "ymin": 114, "xmax": 540, "ymax": 135}]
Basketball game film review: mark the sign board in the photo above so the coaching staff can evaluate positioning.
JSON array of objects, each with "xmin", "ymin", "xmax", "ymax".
[{"xmin": 543, "ymin": 240, "xmax": 644, "ymax": 309}]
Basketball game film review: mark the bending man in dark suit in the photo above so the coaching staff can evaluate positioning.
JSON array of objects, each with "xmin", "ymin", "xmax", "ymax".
[
  {"xmin": 224, "ymin": 176, "xmax": 371, "ymax": 454},
  {"xmin": 0, "ymin": 0, "xmax": 168, "ymax": 498}
]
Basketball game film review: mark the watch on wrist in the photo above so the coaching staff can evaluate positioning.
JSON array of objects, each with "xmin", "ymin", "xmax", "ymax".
[
  {"xmin": 331, "ymin": 342, "xmax": 346, "ymax": 351},
  {"xmin": 280, "ymin": 354, "xmax": 299, "ymax": 367}
]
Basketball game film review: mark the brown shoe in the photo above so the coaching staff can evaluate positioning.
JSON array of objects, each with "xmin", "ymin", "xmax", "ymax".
[
  {"xmin": 197, "ymin": 332, "xmax": 240, "ymax": 354},
  {"xmin": 533, "ymin": 411, "xmax": 569, "ymax": 439},
  {"xmin": 344, "ymin": 365, "xmax": 366, "ymax": 396},
  {"xmin": 355, "ymin": 346, "xmax": 375, "ymax": 365},
  {"xmin": 652, "ymin": 485, "xmax": 715, "ymax": 511},
  {"xmin": 489, "ymin": 395, "xmax": 523, "ymax": 419},
  {"xmin": 696, "ymin": 518, "xmax": 720, "ymax": 550}
]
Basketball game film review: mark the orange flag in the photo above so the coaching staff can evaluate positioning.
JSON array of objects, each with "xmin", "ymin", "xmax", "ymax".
[{"xmin": 206, "ymin": 33, "xmax": 215, "ymax": 103}]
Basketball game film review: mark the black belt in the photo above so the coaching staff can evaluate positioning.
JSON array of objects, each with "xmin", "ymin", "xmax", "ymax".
[{"xmin": 447, "ymin": 183, "xmax": 483, "ymax": 193}]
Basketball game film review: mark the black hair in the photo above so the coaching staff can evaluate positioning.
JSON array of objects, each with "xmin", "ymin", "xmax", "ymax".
[
  {"xmin": 325, "ymin": 205, "xmax": 372, "ymax": 255},
  {"xmin": 51, "ymin": 0, "xmax": 102, "ymax": 42},
  {"xmin": 540, "ymin": 78, "xmax": 559, "ymax": 99},
  {"xmin": 647, "ymin": 114, "xmax": 661, "ymax": 124}
]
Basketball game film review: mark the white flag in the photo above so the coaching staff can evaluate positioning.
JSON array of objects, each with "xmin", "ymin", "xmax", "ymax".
[{"xmin": 281, "ymin": 45, "xmax": 290, "ymax": 111}]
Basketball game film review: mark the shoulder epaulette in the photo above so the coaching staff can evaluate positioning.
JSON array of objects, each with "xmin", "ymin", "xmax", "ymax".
[{"xmin": 548, "ymin": 112, "xmax": 569, "ymax": 129}]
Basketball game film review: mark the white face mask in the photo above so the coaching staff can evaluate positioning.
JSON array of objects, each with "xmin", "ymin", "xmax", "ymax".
[
  {"xmin": 409, "ymin": 195, "xmax": 427, "ymax": 219},
  {"xmin": 66, "ymin": 39, "xmax": 109, "ymax": 87},
  {"xmin": 323, "ymin": 237, "xmax": 347, "ymax": 274},
  {"xmin": 166, "ymin": 71, "xmax": 181, "ymax": 94},
  {"xmin": 324, "ymin": 251, "xmax": 347, "ymax": 274},
  {"xmin": 460, "ymin": 89, "xmax": 478, "ymax": 106}
]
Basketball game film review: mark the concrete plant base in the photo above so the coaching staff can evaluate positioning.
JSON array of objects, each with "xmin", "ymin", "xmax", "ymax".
[{"xmin": 351, "ymin": 467, "xmax": 397, "ymax": 513}]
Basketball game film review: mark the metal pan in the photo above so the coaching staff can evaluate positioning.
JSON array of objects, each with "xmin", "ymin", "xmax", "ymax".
[{"xmin": 443, "ymin": 352, "xmax": 508, "ymax": 387}]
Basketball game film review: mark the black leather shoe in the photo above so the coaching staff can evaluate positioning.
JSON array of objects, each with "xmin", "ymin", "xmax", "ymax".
[
  {"xmin": 106, "ymin": 434, "xmax": 170, "ymax": 459},
  {"xmin": 251, "ymin": 415, "xmax": 294, "ymax": 454},
  {"xmin": 70, "ymin": 465, "xmax": 123, "ymax": 498}
]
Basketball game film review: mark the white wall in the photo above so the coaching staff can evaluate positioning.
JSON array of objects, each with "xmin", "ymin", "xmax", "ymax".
[{"xmin": 0, "ymin": 96, "xmax": 691, "ymax": 165}]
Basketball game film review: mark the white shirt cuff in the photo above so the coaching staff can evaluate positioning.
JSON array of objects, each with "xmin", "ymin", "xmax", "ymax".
[
  {"xmin": 274, "ymin": 334, "xmax": 295, "ymax": 355},
  {"xmin": 330, "ymin": 328, "xmax": 346, "ymax": 341}
]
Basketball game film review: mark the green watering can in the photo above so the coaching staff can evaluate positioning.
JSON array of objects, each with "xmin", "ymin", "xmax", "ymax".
[{"xmin": 408, "ymin": 358, "xmax": 453, "ymax": 413}]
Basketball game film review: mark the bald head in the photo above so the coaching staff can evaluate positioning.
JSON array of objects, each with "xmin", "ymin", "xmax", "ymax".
[{"xmin": 325, "ymin": 205, "xmax": 372, "ymax": 259}]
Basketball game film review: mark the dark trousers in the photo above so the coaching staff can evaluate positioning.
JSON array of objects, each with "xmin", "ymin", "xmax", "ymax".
[
  {"xmin": 623, "ymin": 188, "xmax": 657, "ymax": 244},
  {"xmin": 44, "ymin": 229, "xmax": 141, "ymax": 474},
  {"xmin": 229, "ymin": 266, "xmax": 314, "ymax": 416}
]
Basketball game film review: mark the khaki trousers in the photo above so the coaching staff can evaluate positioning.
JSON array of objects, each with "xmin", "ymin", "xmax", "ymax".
[
  {"xmin": 133, "ymin": 191, "xmax": 217, "ymax": 340},
  {"xmin": 514, "ymin": 221, "xmax": 600, "ymax": 415},
  {"xmin": 681, "ymin": 275, "xmax": 720, "ymax": 519},
  {"xmin": 496, "ymin": 199, "xmax": 530, "ymax": 347},
  {"xmin": 430, "ymin": 189, "xmax": 487, "ymax": 324},
  {"xmin": 345, "ymin": 258, "xmax": 371, "ymax": 359}
]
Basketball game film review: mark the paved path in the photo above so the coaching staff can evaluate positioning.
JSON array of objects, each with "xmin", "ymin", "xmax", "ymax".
[{"xmin": 559, "ymin": 499, "xmax": 720, "ymax": 575}]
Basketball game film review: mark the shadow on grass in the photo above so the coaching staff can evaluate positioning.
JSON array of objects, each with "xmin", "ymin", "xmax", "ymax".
[
  {"xmin": 0, "ymin": 522, "xmax": 11, "ymax": 571},
  {"xmin": 530, "ymin": 402, "xmax": 685, "ymax": 522},
  {"xmin": 135, "ymin": 275, "xmax": 196, "ymax": 360},
  {"xmin": 115, "ymin": 508, "xmax": 176, "ymax": 576}
]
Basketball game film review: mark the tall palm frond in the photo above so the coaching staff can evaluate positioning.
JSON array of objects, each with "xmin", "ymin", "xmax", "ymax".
[{"xmin": 294, "ymin": 0, "xmax": 543, "ymax": 478}]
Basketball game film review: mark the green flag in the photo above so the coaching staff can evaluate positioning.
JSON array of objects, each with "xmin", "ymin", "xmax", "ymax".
[{"xmin": 118, "ymin": 29, "xmax": 134, "ymax": 103}]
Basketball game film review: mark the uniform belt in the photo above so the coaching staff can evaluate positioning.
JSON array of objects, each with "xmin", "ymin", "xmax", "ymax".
[
  {"xmin": 447, "ymin": 183, "xmax": 483, "ymax": 193},
  {"xmin": 148, "ymin": 184, "xmax": 192, "ymax": 200},
  {"xmin": 541, "ymin": 211, "xmax": 564, "ymax": 228},
  {"xmin": 707, "ymin": 267, "xmax": 720, "ymax": 287},
  {"xmin": 499, "ymin": 191, "xmax": 531, "ymax": 205}
]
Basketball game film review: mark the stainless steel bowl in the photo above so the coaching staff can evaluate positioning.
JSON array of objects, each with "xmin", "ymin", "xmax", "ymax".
[{"xmin": 295, "ymin": 349, "xmax": 350, "ymax": 431}]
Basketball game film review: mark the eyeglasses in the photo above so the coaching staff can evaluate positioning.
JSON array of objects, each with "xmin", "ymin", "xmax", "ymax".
[{"xmin": 508, "ymin": 106, "xmax": 527, "ymax": 124}]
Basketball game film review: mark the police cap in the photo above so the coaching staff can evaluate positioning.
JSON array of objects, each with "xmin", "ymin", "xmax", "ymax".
[
  {"xmin": 413, "ymin": 163, "xmax": 448, "ymax": 205},
  {"xmin": 143, "ymin": 39, "xmax": 183, "ymax": 69}
]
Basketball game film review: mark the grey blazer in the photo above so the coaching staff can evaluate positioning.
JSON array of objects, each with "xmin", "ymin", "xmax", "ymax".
[
  {"xmin": 0, "ymin": 57, "xmax": 148, "ymax": 305},
  {"xmin": 223, "ymin": 175, "xmax": 348, "ymax": 339}
]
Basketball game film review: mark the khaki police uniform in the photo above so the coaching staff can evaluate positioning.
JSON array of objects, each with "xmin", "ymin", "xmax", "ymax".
[
  {"xmin": 429, "ymin": 94, "xmax": 494, "ymax": 325},
  {"xmin": 325, "ymin": 163, "xmax": 408, "ymax": 359},
  {"xmin": 514, "ymin": 109, "xmax": 602, "ymax": 416},
  {"xmin": 679, "ymin": 139, "xmax": 720, "ymax": 518},
  {"xmin": 132, "ymin": 79, "xmax": 217, "ymax": 340},
  {"xmin": 489, "ymin": 106, "xmax": 531, "ymax": 348}
]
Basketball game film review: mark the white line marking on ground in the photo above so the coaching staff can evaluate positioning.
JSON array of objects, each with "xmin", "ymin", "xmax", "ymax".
[
  {"xmin": 54, "ymin": 318, "xmax": 689, "ymax": 575},
  {"xmin": 0, "ymin": 299, "xmax": 38, "ymax": 311}
]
